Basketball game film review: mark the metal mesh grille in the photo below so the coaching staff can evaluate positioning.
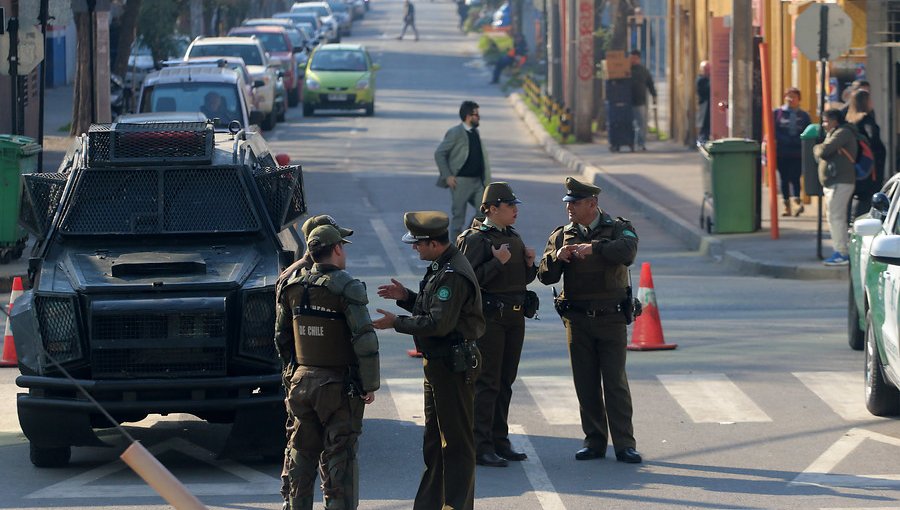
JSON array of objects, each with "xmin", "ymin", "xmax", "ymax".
[
  {"xmin": 239, "ymin": 290, "xmax": 278, "ymax": 362},
  {"xmin": 91, "ymin": 348, "xmax": 227, "ymax": 378},
  {"xmin": 60, "ymin": 167, "xmax": 260, "ymax": 234},
  {"xmin": 34, "ymin": 295, "xmax": 82, "ymax": 364},
  {"xmin": 20, "ymin": 173, "xmax": 70, "ymax": 237},
  {"xmin": 254, "ymin": 165, "xmax": 306, "ymax": 230},
  {"xmin": 87, "ymin": 122, "xmax": 213, "ymax": 166}
]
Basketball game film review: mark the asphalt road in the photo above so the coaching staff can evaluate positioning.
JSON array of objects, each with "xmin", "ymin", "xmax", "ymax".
[{"xmin": 1, "ymin": 1, "xmax": 898, "ymax": 509}]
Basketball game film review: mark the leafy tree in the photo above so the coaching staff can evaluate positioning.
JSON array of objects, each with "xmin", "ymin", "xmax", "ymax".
[{"xmin": 137, "ymin": 0, "xmax": 185, "ymax": 64}]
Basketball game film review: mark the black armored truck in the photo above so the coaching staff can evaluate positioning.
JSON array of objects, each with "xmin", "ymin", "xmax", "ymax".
[{"xmin": 10, "ymin": 118, "xmax": 305, "ymax": 467}]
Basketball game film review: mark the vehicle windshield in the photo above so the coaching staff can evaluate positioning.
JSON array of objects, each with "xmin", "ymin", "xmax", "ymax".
[
  {"xmin": 328, "ymin": 2, "xmax": 349, "ymax": 13},
  {"xmin": 294, "ymin": 6, "xmax": 329, "ymax": 18},
  {"xmin": 189, "ymin": 44, "xmax": 263, "ymax": 66},
  {"xmin": 310, "ymin": 50, "xmax": 367, "ymax": 71},
  {"xmin": 141, "ymin": 82, "xmax": 243, "ymax": 129},
  {"xmin": 235, "ymin": 32, "xmax": 289, "ymax": 52}
]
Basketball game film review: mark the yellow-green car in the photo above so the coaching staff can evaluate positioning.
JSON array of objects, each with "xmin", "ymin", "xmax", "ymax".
[{"xmin": 303, "ymin": 43, "xmax": 379, "ymax": 116}]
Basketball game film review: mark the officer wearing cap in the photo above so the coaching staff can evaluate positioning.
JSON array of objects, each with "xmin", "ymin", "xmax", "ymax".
[
  {"xmin": 457, "ymin": 182, "xmax": 536, "ymax": 468},
  {"xmin": 373, "ymin": 211, "xmax": 484, "ymax": 510},
  {"xmin": 537, "ymin": 176, "xmax": 642, "ymax": 464},
  {"xmin": 274, "ymin": 225, "xmax": 380, "ymax": 510},
  {"xmin": 274, "ymin": 214, "xmax": 354, "ymax": 508}
]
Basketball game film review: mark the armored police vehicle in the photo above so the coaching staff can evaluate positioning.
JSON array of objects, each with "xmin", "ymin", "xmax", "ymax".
[{"xmin": 11, "ymin": 118, "xmax": 305, "ymax": 467}]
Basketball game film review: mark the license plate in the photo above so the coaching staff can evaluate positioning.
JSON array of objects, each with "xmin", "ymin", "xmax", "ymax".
[{"xmin": 328, "ymin": 94, "xmax": 348, "ymax": 101}]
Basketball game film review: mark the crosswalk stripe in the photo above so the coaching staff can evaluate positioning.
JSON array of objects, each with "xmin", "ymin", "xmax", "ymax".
[
  {"xmin": 793, "ymin": 371, "xmax": 880, "ymax": 421},
  {"xmin": 657, "ymin": 373, "xmax": 771, "ymax": 423},
  {"xmin": 386, "ymin": 377, "xmax": 425, "ymax": 425},
  {"xmin": 520, "ymin": 376, "xmax": 580, "ymax": 426},
  {"xmin": 509, "ymin": 424, "xmax": 567, "ymax": 510}
]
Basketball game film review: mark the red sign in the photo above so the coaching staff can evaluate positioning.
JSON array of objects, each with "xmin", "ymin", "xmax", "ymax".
[{"xmin": 577, "ymin": 0, "xmax": 594, "ymax": 82}]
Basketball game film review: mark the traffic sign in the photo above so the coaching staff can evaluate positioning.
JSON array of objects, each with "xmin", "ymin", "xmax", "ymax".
[{"xmin": 795, "ymin": 3, "xmax": 852, "ymax": 61}]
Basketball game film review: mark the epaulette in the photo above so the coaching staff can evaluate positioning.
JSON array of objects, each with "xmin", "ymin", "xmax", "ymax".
[{"xmin": 616, "ymin": 216, "xmax": 632, "ymax": 224}]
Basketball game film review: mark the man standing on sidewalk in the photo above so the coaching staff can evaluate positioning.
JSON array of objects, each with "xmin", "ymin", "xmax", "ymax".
[
  {"xmin": 435, "ymin": 101, "xmax": 492, "ymax": 239},
  {"xmin": 537, "ymin": 177, "xmax": 642, "ymax": 465},
  {"xmin": 629, "ymin": 50, "xmax": 656, "ymax": 151}
]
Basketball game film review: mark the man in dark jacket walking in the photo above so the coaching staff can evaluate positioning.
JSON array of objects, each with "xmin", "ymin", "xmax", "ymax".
[
  {"xmin": 629, "ymin": 50, "xmax": 656, "ymax": 151},
  {"xmin": 397, "ymin": 0, "xmax": 419, "ymax": 40}
]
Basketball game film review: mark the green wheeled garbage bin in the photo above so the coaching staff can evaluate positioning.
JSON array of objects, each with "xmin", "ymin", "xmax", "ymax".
[
  {"xmin": 800, "ymin": 123, "xmax": 823, "ymax": 197},
  {"xmin": 699, "ymin": 138, "xmax": 761, "ymax": 234},
  {"xmin": 0, "ymin": 134, "xmax": 41, "ymax": 264}
]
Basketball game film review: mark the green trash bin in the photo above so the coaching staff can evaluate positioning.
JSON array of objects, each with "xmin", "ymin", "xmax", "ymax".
[
  {"xmin": 800, "ymin": 123, "xmax": 823, "ymax": 197},
  {"xmin": 0, "ymin": 134, "xmax": 41, "ymax": 263},
  {"xmin": 699, "ymin": 138, "xmax": 760, "ymax": 234}
]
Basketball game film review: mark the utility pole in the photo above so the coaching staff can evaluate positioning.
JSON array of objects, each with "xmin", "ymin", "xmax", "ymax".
[
  {"xmin": 574, "ymin": 0, "xmax": 593, "ymax": 141},
  {"xmin": 729, "ymin": 0, "xmax": 752, "ymax": 138},
  {"xmin": 547, "ymin": 0, "xmax": 562, "ymax": 101}
]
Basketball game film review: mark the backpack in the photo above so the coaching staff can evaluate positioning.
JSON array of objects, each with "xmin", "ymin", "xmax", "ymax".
[{"xmin": 840, "ymin": 127, "xmax": 876, "ymax": 181}]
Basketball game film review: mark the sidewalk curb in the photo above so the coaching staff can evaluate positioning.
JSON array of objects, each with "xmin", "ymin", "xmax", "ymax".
[{"xmin": 508, "ymin": 92, "xmax": 843, "ymax": 280}]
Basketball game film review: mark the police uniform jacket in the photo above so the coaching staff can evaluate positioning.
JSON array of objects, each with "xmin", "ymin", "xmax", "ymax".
[
  {"xmin": 274, "ymin": 263, "xmax": 380, "ymax": 393},
  {"xmin": 537, "ymin": 211, "xmax": 638, "ymax": 305},
  {"xmin": 394, "ymin": 245, "xmax": 485, "ymax": 355},
  {"xmin": 457, "ymin": 219, "xmax": 536, "ymax": 304}
]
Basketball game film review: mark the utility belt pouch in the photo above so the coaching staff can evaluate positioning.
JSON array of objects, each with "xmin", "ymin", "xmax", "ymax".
[
  {"xmin": 448, "ymin": 343, "xmax": 468, "ymax": 373},
  {"xmin": 523, "ymin": 290, "xmax": 540, "ymax": 319}
]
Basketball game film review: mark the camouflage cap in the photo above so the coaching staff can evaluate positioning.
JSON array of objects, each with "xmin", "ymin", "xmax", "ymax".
[
  {"xmin": 562, "ymin": 176, "xmax": 601, "ymax": 202},
  {"xmin": 481, "ymin": 182, "xmax": 523, "ymax": 206},
  {"xmin": 301, "ymin": 214, "xmax": 353, "ymax": 238},
  {"xmin": 402, "ymin": 211, "xmax": 449, "ymax": 243},
  {"xmin": 307, "ymin": 224, "xmax": 352, "ymax": 249}
]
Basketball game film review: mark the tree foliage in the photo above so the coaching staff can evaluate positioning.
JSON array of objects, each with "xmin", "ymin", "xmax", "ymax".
[{"xmin": 137, "ymin": 0, "xmax": 186, "ymax": 64}]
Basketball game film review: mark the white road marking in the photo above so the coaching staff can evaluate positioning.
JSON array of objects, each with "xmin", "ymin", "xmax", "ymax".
[
  {"xmin": 508, "ymin": 424, "xmax": 567, "ymax": 510},
  {"xmin": 26, "ymin": 437, "xmax": 280, "ymax": 498},
  {"xmin": 371, "ymin": 217, "xmax": 415, "ymax": 278},
  {"xmin": 794, "ymin": 371, "xmax": 881, "ymax": 421},
  {"xmin": 792, "ymin": 428, "xmax": 900, "ymax": 489},
  {"xmin": 657, "ymin": 373, "xmax": 771, "ymax": 423},
  {"xmin": 520, "ymin": 376, "xmax": 580, "ymax": 426},
  {"xmin": 386, "ymin": 377, "xmax": 425, "ymax": 425}
]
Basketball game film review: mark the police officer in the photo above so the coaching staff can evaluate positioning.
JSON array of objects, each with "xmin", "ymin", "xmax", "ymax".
[
  {"xmin": 536, "ymin": 177, "xmax": 642, "ymax": 464},
  {"xmin": 372, "ymin": 211, "xmax": 485, "ymax": 510},
  {"xmin": 274, "ymin": 225, "xmax": 380, "ymax": 510},
  {"xmin": 457, "ymin": 182, "xmax": 535, "ymax": 467},
  {"xmin": 275, "ymin": 214, "xmax": 354, "ymax": 508}
]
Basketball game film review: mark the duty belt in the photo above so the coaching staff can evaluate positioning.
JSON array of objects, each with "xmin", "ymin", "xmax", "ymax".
[
  {"xmin": 418, "ymin": 338, "xmax": 472, "ymax": 359},
  {"xmin": 560, "ymin": 300, "xmax": 623, "ymax": 317}
]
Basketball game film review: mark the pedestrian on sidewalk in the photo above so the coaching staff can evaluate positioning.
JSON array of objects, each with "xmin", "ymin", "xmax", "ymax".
[
  {"xmin": 629, "ymin": 50, "xmax": 656, "ymax": 151},
  {"xmin": 373, "ymin": 211, "xmax": 484, "ymax": 510},
  {"xmin": 846, "ymin": 89, "xmax": 886, "ymax": 220},
  {"xmin": 536, "ymin": 177, "xmax": 642, "ymax": 465},
  {"xmin": 457, "ymin": 182, "xmax": 536, "ymax": 469},
  {"xmin": 696, "ymin": 60, "xmax": 710, "ymax": 145},
  {"xmin": 435, "ymin": 100, "xmax": 491, "ymax": 239},
  {"xmin": 774, "ymin": 87, "xmax": 811, "ymax": 217},
  {"xmin": 456, "ymin": 0, "xmax": 469, "ymax": 31},
  {"xmin": 397, "ymin": 0, "xmax": 419, "ymax": 41},
  {"xmin": 814, "ymin": 108, "xmax": 857, "ymax": 266}
]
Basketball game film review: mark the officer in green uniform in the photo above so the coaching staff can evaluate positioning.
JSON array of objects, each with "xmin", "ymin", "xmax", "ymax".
[
  {"xmin": 275, "ymin": 214, "xmax": 354, "ymax": 508},
  {"xmin": 536, "ymin": 177, "xmax": 642, "ymax": 464},
  {"xmin": 372, "ymin": 211, "xmax": 485, "ymax": 510},
  {"xmin": 457, "ymin": 182, "xmax": 536, "ymax": 467},
  {"xmin": 274, "ymin": 225, "xmax": 380, "ymax": 510}
]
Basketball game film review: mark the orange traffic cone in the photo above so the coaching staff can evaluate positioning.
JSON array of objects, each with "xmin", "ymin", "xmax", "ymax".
[
  {"xmin": 627, "ymin": 262, "xmax": 677, "ymax": 351},
  {"xmin": 0, "ymin": 276, "xmax": 24, "ymax": 367}
]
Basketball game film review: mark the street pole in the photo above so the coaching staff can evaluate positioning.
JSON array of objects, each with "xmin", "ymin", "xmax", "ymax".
[
  {"xmin": 8, "ymin": 0, "xmax": 19, "ymax": 135},
  {"xmin": 566, "ymin": 0, "xmax": 576, "ymax": 109},
  {"xmin": 816, "ymin": 5, "xmax": 829, "ymax": 261},
  {"xmin": 729, "ymin": 0, "xmax": 752, "ymax": 139}
]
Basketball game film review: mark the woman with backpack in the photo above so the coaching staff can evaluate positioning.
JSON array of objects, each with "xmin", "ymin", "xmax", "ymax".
[
  {"xmin": 813, "ymin": 108, "xmax": 858, "ymax": 266},
  {"xmin": 846, "ymin": 89, "xmax": 886, "ymax": 220},
  {"xmin": 773, "ymin": 87, "xmax": 811, "ymax": 216}
]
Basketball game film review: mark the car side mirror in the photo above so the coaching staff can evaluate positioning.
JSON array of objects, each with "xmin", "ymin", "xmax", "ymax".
[
  {"xmin": 253, "ymin": 79, "xmax": 265, "ymax": 88},
  {"xmin": 871, "ymin": 235, "xmax": 900, "ymax": 265},
  {"xmin": 371, "ymin": 63, "xmax": 381, "ymax": 71},
  {"xmin": 871, "ymin": 192, "xmax": 891, "ymax": 220},
  {"xmin": 853, "ymin": 217, "xmax": 883, "ymax": 237}
]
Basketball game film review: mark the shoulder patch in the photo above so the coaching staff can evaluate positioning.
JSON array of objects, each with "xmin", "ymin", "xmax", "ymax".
[
  {"xmin": 436, "ymin": 286, "xmax": 452, "ymax": 301},
  {"xmin": 623, "ymin": 230, "xmax": 638, "ymax": 238}
]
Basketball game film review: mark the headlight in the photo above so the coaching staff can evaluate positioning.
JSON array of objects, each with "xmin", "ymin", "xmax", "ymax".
[
  {"xmin": 34, "ymin": 295, "xmax": 82, "ymax": 366},
  {"xmin": 238, "ymin": 289, "xmax": 277, "ymax": 363},
  {"xmin": 356, "ymin": 77, "xmax": 370, "ymax": 90},
  {"xmin": 306, "ymin": 77, "xmax": 320, "ymax": 90}
]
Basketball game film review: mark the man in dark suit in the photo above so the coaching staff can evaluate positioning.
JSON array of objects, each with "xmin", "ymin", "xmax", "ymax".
[{"xmin": 435, "ymin": 100, "xmax": 492, "ymax": 239}]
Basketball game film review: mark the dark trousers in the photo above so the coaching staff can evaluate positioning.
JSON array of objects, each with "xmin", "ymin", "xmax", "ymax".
[
  {"xmin": 776, "ymin": 154, "xmax": 802, "ymax": 200},
  {"xmin": 414, "ymin": 358, "xmax": 476, "ymax": 510},
  {"xmin": 491, "ymin": 55, "xmax": 516, "ymax": 83},
  {"xmin": 563, "ymin": 313, "xmax": 635, "ymax": 453},
  {"xmin": 399, "ymin": 19, "xmax": 419, "ymax": 39},
  {"xmin": 474, "ymin": 308, "xmax": 525, "ymax": 455}
]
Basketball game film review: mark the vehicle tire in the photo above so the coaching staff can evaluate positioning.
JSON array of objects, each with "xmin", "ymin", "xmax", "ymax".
[
  {"xmin": 30, "ymin": 443, "xmax": 71, "ymax": 468},
  {"xmin": 848, "ymin": 282, "xmax": 865, "ymax": 350},
  {"xmin": 303, "ymin": 103, "xmax": 314, "ymax": 117},
  {"xmin": 262, "ymin": 108, "xmax": 277, "ymax": 131},
  {"xmin": 865, "ymin": 311, "xmax": 900, "ymax": 416},
  {"xmin": 277, "ymin": 99, "xmax": 286, "ymax": 122},
  {"xmin": 364, "ymin": 103, "xmax": 374, "ymax": 116},
  {"xmin": 288, "ymin": 87, "xmax": 300, "ymax": 108}
]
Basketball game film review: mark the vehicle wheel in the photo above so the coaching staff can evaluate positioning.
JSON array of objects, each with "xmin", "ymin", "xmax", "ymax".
[
  {"xmin": 261, "ymin": 108, "xmax": 277, "ymax": 131},
  {"xmin": 288, "ymin": 87, "xmax": 300, "ymax": 108},
  {"xmin": 303, "ymin": 103, "xmax": 314, "ymax": 117},
  {"xmin": 865, "ymin": 311, "xmax": 900, "ymax": 416},
  {"xmin": 277, "ymin": 100, "xmax": 286, "ymax": 122},
  {"xmin": 30, "ymin": 443, "xmax": 71, "ymax": 468},
  {"xmin": 364, "ymin": 103, "xmax": 374, "ymax": 116},
  {"xmin": 848, "ymin": 282, "xmax": 865, "ymax": 350}
]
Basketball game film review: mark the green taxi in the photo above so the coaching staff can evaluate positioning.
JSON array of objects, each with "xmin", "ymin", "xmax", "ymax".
[
  {"xmin": 303, "ymin": 43, "xmax": 379, "ymax": 116},
  {"xmin": 848, "ymin": 174, "xmax": 900, "ymax": 416}
]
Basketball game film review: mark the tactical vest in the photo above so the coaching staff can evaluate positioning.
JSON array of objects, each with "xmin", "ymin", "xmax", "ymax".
[
  {"xmin": 292, "ymin": 273, "xmax": 356, "ymax": 367},
  {"xmin": 469, "ymin": 228, "xmax": 528, "ymax": 296},
  {"xmin": 561, "ymin": 223, "xmax": 628, "ymax": 302}
]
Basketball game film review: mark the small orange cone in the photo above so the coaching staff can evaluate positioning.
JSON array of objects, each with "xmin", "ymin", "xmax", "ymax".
[
  {"xmin": 627, "ymin": 262, "xmax": 677, "ymax": 351},
  {"xmin": 0, "ymin": 276, "xmax": 24, "ymax": 367}
]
